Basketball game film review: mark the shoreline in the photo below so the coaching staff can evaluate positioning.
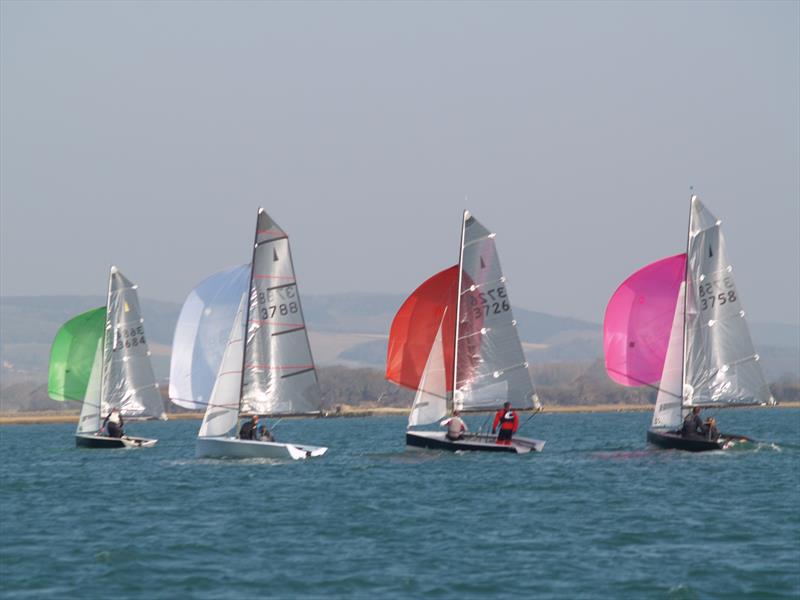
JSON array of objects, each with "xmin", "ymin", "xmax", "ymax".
[{"xmin": 1, "ymin": 402, "xmax": 797, "ymax": 425}]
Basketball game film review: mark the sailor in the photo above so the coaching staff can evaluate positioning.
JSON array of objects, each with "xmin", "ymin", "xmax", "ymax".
[
  {"xmin": 681, "ymin": 407, "xmax": 705, "ymax": 437},
  {"xmin": 102, "ymin": 408, "xmax": 124, "ymax": 438},
  {"xmin": 258, "ymin": 423, "xmax": 275, "ymax": 442},
  {"xmin": 239, "ymin": 415, "xmax": 259, "ymax": 440},
  {"xmin": 492, "ymin": 401, "xmax": 518, "ymax": 445},
  {"xmin": 441, "ymin": 410, "xmax": 467, "ymax": 441},
  {"xmin": 705, "ymin": 417, "xmax": 720, "ymax": 440}
]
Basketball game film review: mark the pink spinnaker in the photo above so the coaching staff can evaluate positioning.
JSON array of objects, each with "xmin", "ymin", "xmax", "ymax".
[{"xmin": 603, "ymin": 254, "xmax": 686, "ymax": 387}]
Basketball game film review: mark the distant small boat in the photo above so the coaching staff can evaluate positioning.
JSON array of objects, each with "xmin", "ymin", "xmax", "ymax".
[
  {"xmin": 48, "ymin": 267, "xmax": 167, "ymax": 448},
  {"xmin": 386, "ymin": 210, "xmax": 545, "ymax": 454},
  {"xmin": 170, "ymin": 209, "xmax": 327, "ymax": 460},
  {"xmin": 603, "ymin": 196, "xmax": 775, "ymax": 452}
]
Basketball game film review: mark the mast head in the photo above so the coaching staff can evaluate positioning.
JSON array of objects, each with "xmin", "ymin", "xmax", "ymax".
[{"xmin": 110, "ymin": 265, "xmax": 119, "ymax": 275}]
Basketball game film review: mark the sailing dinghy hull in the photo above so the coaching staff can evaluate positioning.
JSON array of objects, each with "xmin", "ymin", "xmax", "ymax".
[
  {"xmin": 195, "ymin": 436, "xmax": 327, "ymax": 460},
  {"xmin": 646, "ymin": 429, "xmax": 752, "ymax": 452},
  {"xmin": 406, "ymin": 431, "xmax": 545, "ymax": 454},
  {"xmin": 75, "ymin": 434, "xmax": 158, "ymax": 449}
]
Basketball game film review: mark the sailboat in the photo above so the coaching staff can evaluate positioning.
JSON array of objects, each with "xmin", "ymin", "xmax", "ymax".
[
  {"xmin": 170, "ymin": 208, "xmax": 327, "ymax": 460},
  {"xmin": 387, "ymin": 210, "xmax": 545, "ymax": 454},
  {"xmin": 603, "ymin": 195, "xmax": 775, "ymax": 451},
  {"xmin": 48, "ymin": 267, "xmax": 167, "ymax": 448}
]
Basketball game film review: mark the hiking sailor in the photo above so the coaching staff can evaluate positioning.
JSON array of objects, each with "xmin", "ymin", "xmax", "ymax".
[
  {"xmin": 681, "ymin": 407, "xmax": 705, "ymax": 437},
  {"xmin": 239, "ymin": 415, "xmax": 259, "ymax": 440},
  {"xmin": 102, "ymin": 408, "xmax": 125, "ymax": 438}
]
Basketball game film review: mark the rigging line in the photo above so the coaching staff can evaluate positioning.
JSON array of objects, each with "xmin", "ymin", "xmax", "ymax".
[
  {"xmin": 518, "ymin": 408, "xmax": 543, "ymax": 433},
  {"xmin": 606, "ymin": 367, "xmax": 682, "ymax": 399}
]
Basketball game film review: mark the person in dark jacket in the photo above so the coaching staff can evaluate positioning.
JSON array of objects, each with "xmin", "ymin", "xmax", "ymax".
[
  {"xmin": 258, "ymin": 423, "xmax": 274, "ymax": 442},
  {"xmin": 102, "ymin": 408, "xmax": 124, "ymax": 438},
  {"xmin": 681, "ymin": 407, "xmax": 705, "ymax": 437},
  {"xmin": 239, "ymin": 415, "xmax": 259, "ymax": 440},
  {"xmin": 492, "ymin": 402, "xmax": 519, "ymax": 445}
]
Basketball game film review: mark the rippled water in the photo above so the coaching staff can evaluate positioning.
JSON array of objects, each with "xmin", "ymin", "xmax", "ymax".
[{"xmin": 1, "ymin": 408, "xmax": 798, "ymax": 599}]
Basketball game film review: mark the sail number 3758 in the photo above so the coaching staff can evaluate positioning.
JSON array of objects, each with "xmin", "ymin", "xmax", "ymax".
[{"xmin": 698, "ymin": 277, "xmax": 737, "ymax": 311}]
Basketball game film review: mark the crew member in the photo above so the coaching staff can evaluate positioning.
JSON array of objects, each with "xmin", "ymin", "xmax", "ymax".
[
  {"xmin": 441, "ymin": 410, "xmax": 467, "ymax": 441},
  {"xmin": 705, "ymin": 417, "xmax": 720, "ymax": 440},
  {"xmin": 492, "ymin": 401, "xmax": 518, "ymax": 445},
  {"xmin": 239, "ymin": 415, "xmax": 259, "ymax": 440},
  {"xmin": 258, "ymin": 423, "xmax": 275, "ymax": 442},
  {"xmin": 681, "ymin": 407, "xmax": 705, "ymax": 437},
  {"xmin": 102, "ymin": 408, "xmax": 124, "ymax": 438}
]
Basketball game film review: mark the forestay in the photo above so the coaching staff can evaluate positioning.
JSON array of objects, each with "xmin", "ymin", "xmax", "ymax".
[
  {"xmin": 169, "ymin": 264, "xmax": 250, "ymax": 409},
  {"xmin": 102, "ymin": 267, "xmax": 166, "ymax": 420},
  {"xmin": 683, "ymin": 197, "xmax": 774, "ymax": 407},
  {"xmin": 240, "ymin": 210, "xmax": 321, "ymax": 415},
  {"xmin": 454, "ymin": 213, "xmax": 539, "ymax": 412}
]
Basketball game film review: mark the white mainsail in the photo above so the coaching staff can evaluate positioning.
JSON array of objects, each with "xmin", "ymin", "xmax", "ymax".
[
  {"xmin": 101, "ymin": 267, "xmax": 166, "ymax": 420},
  {"xmin": 240, "ymin": 209, "xmax": 321, "ymax": 416},
  {"xmin": 408, "ymin": 316, "xmax": 449, "ymax": 427},
  {"xmin": 454, "ymin": 212, "xmax": 539, "ymax": 413},
  {"xmin": 683, "ymin": 197, "xmax": 774, "ymax": 407},
  {"xmin": 169, "ymin": 264, "xmax": 250, "ymax": 409},
  {"xmin": 198, "ymin": 296, "xmax": 246, "ymax": 438}
]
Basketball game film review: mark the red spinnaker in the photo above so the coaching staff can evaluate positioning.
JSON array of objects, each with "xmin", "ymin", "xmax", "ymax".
[{"xmin": 603, "ymin": 254, "xmax": 686, "ymax": 387}]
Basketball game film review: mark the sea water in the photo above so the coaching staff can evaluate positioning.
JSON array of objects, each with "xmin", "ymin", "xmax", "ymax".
[{"xmin": 1, "ymin": 408, "xmax": 798, "ymax": 599}]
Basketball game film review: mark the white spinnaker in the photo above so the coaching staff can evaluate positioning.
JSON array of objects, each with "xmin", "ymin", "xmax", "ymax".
[
  {"xmin": 684, "ymin": 197, "xmax": 774, "ymax": 407},
  {"xmin": 199, "ymin": 296, "xmax": 246, "ymax": 438},
  {"xmin": 240, "ymin": 210, "xmax": 321, "ymax": 415},
  {"xmin": 102, "ymin": 267, "xmax": 166, "ymax": 420},
  {"xmin": 455, "ymin": 213, "xmax": 538, "ymax": 412},
  {"xmin": 408, "ymin": 317, "xmax": 449, "ymax": 427},
  {"xmin": 169, "ymin": 264, "xmax": 250, "ymax": 410},
  {"xmin": 651, "ymin": 282, "xmax": 686, "ymax": 429},
  {"xmin": 77, "ymin": 339, "xmax": 104, "ymax": 435}
]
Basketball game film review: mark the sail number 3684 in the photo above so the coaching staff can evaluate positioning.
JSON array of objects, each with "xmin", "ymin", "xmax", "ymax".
[
  {"xmin": 468, "ymin": 286, "xmax": 510, "ymax": 318},
  {"xmin": 113, "ymin": 326, "xmax": 146, "ymax": 350},
  {"xmin": 698, "ymin": 277, "xmax": 737, "ymax": 310}
]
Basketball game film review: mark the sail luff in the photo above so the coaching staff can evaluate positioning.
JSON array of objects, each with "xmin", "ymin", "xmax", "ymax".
[
  {"xmin": 679, "ymin": 195, "xmax": 693, "ymax": 410},
  {"xmin": 237, "ymin": 210, "xmax": 261, "ymax": 419},
  {"xmin": 99, "ymin": 265, "xmax": 113, "ymax": 415},
  {"xmin": 451, "ymin": 210, "xmax": 468, "ymax": 412}
]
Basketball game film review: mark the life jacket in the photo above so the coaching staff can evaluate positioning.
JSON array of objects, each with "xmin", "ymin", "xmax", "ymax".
[{"xmin": 493, "ymin": 409, "xmax": 518, "ymax": 432}]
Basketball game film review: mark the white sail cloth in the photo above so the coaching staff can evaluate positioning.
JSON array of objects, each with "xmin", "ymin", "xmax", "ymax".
[
  {"xmin": 240, "ymin": 210, "xmax": 321, "ymax": 415},
  {"xmin": 455, "ymin": 213, "xmax": 539, "ymax": 412},
  {"xmin": 169, "ymin": 265, "xmax": 250, "ymax": 409},
  {"xmin": 102, "ymin": 267, "xmax": 166, "ymax": 420},
  {"xmin": 651, "ymin": 283, "xmax": 686, "ymax": 429},
  {"xmin": 77, "ymin": 339, "xmax": 104, "ymax": 435},
  {"xmin": 198, "ymin": 297, "xmax": 246, "ymax": 438},
  {"xmin": 408, "ymin": 317, "xmax": 449, "ymax": 427},
  {"xmin": 683, "ymin": 198, "xmax": 774, "ymax": 407}
]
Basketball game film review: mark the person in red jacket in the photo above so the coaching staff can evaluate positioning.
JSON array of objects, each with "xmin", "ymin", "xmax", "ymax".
[{"xmin": 492, "ymin": 401, "xmax": 518, "ymax": 445}]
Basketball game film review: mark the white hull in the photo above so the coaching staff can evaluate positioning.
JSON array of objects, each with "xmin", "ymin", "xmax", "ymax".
[{"xmin": 195, "ymin": 436, "xmax": 327, "ymax": 460}]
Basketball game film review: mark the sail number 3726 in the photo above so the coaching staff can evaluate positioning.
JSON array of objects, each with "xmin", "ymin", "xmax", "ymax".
[{"xmin": 467, "ymin": 286, "xmax": 510, "ymax": 318}]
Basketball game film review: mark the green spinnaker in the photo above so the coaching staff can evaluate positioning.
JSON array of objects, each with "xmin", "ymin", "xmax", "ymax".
[{"xmin": 48, "ymin": 307, "xmax": 106, "ymax": 402}]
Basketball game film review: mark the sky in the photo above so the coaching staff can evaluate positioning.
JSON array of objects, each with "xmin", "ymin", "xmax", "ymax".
[{"xmin": 1, "ymin": 0, "xmax": 798, "ymax": 324}]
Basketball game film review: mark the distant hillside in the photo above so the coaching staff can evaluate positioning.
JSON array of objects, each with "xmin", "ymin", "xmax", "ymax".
[{"xmin": 2, "ymin": 294, "xmax": 798, "ymax": 383}]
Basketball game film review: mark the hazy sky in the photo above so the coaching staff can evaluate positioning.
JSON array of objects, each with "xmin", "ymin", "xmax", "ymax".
[{"xmin": 2, "ymin": 1, "xmax": 798, "ymax": 324}]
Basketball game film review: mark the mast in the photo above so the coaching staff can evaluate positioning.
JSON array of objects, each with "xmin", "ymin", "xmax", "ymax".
[
  {"xmin": 451, "ymin": 210, "xmax": 468, "ymax": 412},
  {"xmin": 679, "ymin": 193, "xmax": 694, "ymax": 411},
  {"xmin": 98, "ymin": 265, "xmax": 115, "ymax": 422},
  {"xmin": 237, "ymin": 208, "xmax": 261, "ymax": 418}
]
